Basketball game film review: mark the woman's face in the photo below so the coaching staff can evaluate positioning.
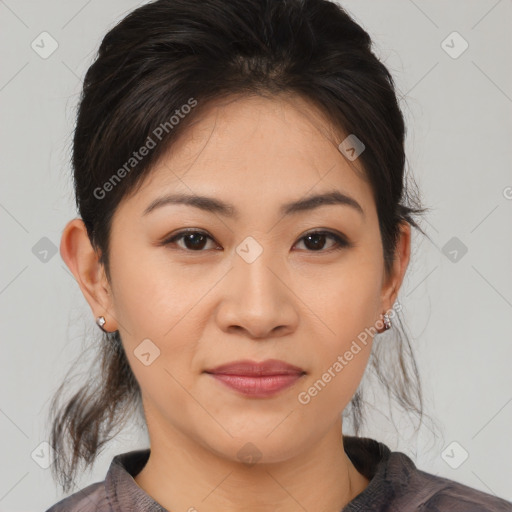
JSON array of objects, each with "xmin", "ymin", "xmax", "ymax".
[{"xmin": 82, "ymin": 93, "xmax": 409, "ymax": 462}]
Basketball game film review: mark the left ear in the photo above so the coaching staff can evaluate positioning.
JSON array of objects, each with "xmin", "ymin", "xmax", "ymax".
[{"xmin": 380, "ymin": 220, "xmax": 411, "ymax": 311}]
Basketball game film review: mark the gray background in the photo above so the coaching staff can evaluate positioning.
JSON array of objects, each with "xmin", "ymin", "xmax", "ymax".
[{"xmin": 1, "ymin": 0, "xmax": 511, "ymax": 510}]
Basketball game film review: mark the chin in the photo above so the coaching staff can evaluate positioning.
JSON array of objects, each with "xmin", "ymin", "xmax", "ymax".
[{"xmin": 197, "ymin": 426, "xmax": 306, "ymax": 466}]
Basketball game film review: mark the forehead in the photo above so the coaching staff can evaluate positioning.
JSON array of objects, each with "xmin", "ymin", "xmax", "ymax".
[{"xmin": 123, "ymin": 93, "xmax": 375, "ymax": 221}]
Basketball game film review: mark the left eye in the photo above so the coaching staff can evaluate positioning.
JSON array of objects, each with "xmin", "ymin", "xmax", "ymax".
[
  {"xmin": 162, "ymin": 229, "xmax": 350, "ymax": 253},
  {"xmin": 294, "ymin": 231, "xmax": 350, "ymax": 252}
]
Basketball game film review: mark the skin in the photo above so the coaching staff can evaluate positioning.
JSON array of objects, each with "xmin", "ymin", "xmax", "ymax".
[{"xmin": 61, "ymin": 92, "xmax": 411, "ymax": 512}]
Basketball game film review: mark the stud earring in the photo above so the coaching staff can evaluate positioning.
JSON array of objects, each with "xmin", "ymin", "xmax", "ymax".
[
  {"xmin": 383, "ymin": 313, "xmax": 392, "ymax": 331},
  {"xmin": 96, "ymin": 315, "xmax": 109, "ymax": 333}
]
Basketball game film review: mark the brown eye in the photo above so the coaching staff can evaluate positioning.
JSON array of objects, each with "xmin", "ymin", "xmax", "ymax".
[
  {"xmin": 294, "ymin": 231, "xmax": 350, "ymax": 252},
  {"xmin": 163, "ymin": 230, "xmax": 217, "ymax": 251}
]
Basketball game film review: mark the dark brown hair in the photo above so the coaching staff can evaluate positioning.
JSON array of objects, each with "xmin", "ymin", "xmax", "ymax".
[{"xmin": 48, "ymin": 0, "xmax": 437, "ymax": 493}]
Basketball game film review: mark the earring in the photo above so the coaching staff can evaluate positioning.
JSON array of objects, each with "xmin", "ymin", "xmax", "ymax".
[
  {"xmin": 96, "ymin": 315, "xmax": 109, "ymax": 333},
  {"xmin": 383, "ymin": 313, "xmax": 392, "ymax": 331}
]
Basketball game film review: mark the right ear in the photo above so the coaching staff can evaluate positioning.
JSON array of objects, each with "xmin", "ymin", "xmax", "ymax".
[{"xmin": 59, "ymin": 218, "xmax": 119, "ymax": 332}]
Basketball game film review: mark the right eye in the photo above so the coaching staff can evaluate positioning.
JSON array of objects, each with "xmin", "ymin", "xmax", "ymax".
[{"xmin": 161, "ymin": 229, "xmax": 220, "ymax": 252}]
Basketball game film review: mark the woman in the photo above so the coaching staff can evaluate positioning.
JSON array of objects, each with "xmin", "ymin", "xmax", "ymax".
[{"xmin": 45, "ymin": 0, "xmax": 512, "ymax": 510}]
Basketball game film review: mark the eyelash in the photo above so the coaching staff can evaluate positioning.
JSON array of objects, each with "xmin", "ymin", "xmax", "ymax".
[{"xmin": 161, "ymin": 229, "xmax": 351, "ymax": 253}]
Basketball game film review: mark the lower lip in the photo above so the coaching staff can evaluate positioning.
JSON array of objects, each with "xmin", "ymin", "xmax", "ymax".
[{"xmin": 207, "ymin": 373, "xmax": 304, "ymax": 397}]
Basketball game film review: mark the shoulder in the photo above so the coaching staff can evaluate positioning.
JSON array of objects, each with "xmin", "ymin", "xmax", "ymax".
[
  {"xmin": 44, "ymin": 448, "xmax": 153, "ymax": 512},
  {"xmin": 45, "ymin": 481, "xmax": 110, "ymax": 512},
  {"xmin": 410, "ymin": 468, "xmax": 512, "ymax": 511},
  {"xmin": 380, "ymin": 449, "xmax": 512, "ymax": 511},
  {"xmin": 343, "ymin": 436, "xmax": 512, "ymax": 512}
]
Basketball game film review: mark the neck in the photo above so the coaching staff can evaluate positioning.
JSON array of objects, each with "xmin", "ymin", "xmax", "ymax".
[{"xmin": 134, "ymin": 417, "xmax": 369, "ymax": 512}]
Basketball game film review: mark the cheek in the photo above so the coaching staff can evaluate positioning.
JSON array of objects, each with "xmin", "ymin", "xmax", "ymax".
[
  {"xmin": 299, "ymin": 250, "xmax": 383, "ymax": 340},
  {"xmin": 109, "ymin": 244, "xmax": 207, "ymax": 339},
  {"xmin": 109, "ymin": 248, "xmax": 212, "ymax": 386},
  {"xmin": 296, "ymin": 254, "xmax": 382, "ymax": 404}
]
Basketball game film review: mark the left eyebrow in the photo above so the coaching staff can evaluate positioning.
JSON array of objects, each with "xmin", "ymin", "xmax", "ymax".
[{"xmin": 142, "ymin": 190, "xmax": 365, "ymax": 219}]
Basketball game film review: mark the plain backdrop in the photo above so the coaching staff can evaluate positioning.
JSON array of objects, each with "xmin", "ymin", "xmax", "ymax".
[{"xmin": 1, "ymin": 0, "xmax": 511, "ymax": 510}]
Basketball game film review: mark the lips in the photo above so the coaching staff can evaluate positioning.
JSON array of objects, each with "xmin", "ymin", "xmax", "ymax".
[
  {"xmin": 204, "ymin": 358, "xmax": 306, "ymax": 376},
  {"xmin": 204, "ymin": 359, "xmax": 306, "ymax": 398}
]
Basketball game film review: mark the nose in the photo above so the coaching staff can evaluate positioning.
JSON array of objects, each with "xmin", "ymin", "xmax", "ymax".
[{"xmin": 214, "ymin": 249, "xmax": 298, "ymax": 340}]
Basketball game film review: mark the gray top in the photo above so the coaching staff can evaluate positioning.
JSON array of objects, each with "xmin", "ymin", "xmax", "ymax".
[{"xmin": 45, "ymin": 436, "xmax": 512, "ymax": 511}]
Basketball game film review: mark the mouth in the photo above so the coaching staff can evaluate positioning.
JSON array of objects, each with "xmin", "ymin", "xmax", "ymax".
[
  {"xmin": 204, "ymin": 358, "xmax": 306, "ymax": 377},
  {"xmin": 205, "ymin": 373, "xmax": 306, "ymax": 398},
  {"xmin": 203, "ymin": 359, "xmax": 306, "ymax": 398}
]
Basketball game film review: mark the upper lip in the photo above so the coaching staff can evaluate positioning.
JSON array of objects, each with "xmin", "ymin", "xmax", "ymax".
[{"xmin": 204, "ymin": 359, "xmax": 306, "ymax": 376}]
